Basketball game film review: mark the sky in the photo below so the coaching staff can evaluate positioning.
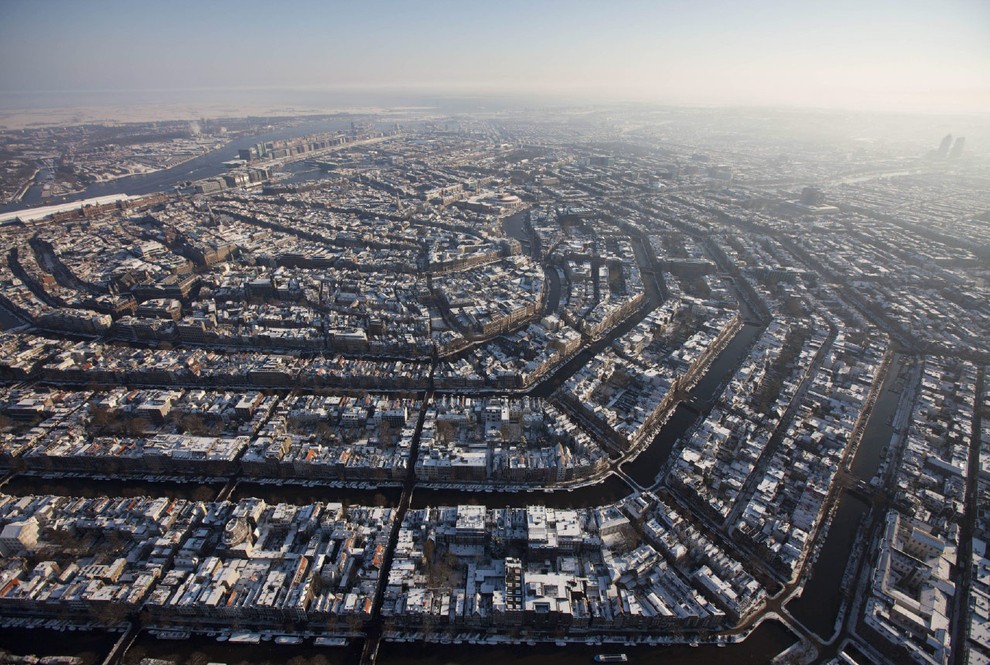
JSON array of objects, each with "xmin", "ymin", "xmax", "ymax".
[{"xmin": 1, "ymin": 0, "xmax": 988, "ymax": 114}]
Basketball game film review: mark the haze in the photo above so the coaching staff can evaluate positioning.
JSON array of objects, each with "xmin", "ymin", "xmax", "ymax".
[{"xmin": 1, "ymin": 0, "xmax": 989, "ymax": 114}]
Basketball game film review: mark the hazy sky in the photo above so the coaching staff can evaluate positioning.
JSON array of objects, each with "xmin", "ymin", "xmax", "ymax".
[{"xmin": 1, "ymin": 0, "xmax": 988, "ymax": 113}]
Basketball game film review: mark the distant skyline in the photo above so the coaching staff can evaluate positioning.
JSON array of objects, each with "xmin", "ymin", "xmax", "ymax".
[{"xmin": 1, "ymin": 0, "xmax": 989, "ymax": 114}]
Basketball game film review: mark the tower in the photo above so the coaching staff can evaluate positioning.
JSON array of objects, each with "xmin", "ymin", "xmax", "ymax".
[
  {"xmin": 937, "ymin": 134, "xmax": 953, "ymax": 158},
  {"xmin": 800, "ymin": 186, "xmax": 825, "ymax": 206},
  {"xmin": 949, "ymin": 137, "xmax": 965, "ymax": 160}
]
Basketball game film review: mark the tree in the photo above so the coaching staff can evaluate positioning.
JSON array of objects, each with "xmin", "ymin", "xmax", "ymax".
[
  {"xmin": 378, "ymin": 419, "xmax": 395, "ymax": 447},
  {"xmin": 346, "ymin": 613, "xmax": 365, "ymax": 634},
  {"xmin": 435, "ymin": 419, "xmax": 456, "ymax": 444},
  {"xmin": 88, "ymin": 405, "xmax": 114, "ymax": 432},
  {"xmin": 125, "ymin": 416, "xmax": 152, "ymax": 437},
  {"xmin": 423, "ymin": 537, "xmax": 436, "ymax": 564},
  {"xmin": 178, "ymin": 413, "xmax": 222, "ymax": 436},
  {"xmin": 192, "ymin": 485, "xmax": 217, "ymax": 502},
  {"xmin": 499, "ymin": 422, "xmax": 516, "ymax": 443}
]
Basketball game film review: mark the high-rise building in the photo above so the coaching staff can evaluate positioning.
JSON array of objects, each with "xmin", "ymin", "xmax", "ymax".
[
  {"xmin": 949, "ymin": 137, "xmax": 965, "ymax": 159},
  {"xmin": 937, "ymin": 134, "xmax": 953, "ymax": 157},
  {"xmin": 800, "ymin": 186, "xmax": 825, "ymax": 206}
]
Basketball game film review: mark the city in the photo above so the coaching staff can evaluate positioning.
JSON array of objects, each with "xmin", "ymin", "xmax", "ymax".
[
  {"xmin": 1, "ymin": 2, "xmax": 989, "ymax": 665},
  {"xmin": 0, "ymin": 107, "xmax": 987, "ymax": 665}
]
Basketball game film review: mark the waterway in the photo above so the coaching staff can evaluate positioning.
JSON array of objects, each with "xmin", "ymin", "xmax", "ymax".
[
  {"xmin": 690, "ymin": 324, "xmax": 764, "ymax": 403},
  {"xmin": 123, "ymin": 631, "xmax": 357, "ymax": 665},
  {"xmin": 2, "ymin": 475, "xmax": 225, "ymax": 502},
  {"xmin": 0, "ymin": 475, "xmax": 404, "ymax": 507},
  {"xmin": 0, "ymin": 305, "xmax": 26, "ymax": 330},
  {"xmin": 501, "ymin": 212, "xmax": 530, "ymax": 253},
  {"xmin": 1, "ymin": 117, "xmax": 357, "ymax": 214},
  {"xmin": 786, "ymin": 493, "xmax": 869, "ymax": 640},
  {"xmin": 232, "ymin": 481, "xmax": 403, "ymax": 507},
  {"xmin": 785, "ymin": 353, "xmax": 907, "ymax": 640},
  {"xmin": 377, "ymin": 619, "xmax": 796, "ymax": 665},
  {"xmin": 409, "ymin": 475, "xmax": 632, "ymax": 510},
  {"xmin": 621, "ymin": 323, "xmax": 765, "ymax": 488},
  {"xmin": 622, "ymin": 405, "xmax": 697, "ymax": 488},
  {"xmin": 850, "ymin": 353, "xmax": 908, "ymax": 481},
  {"xmin": 0, "ymin": 626, "xmax": 116, "ymax": 665}
]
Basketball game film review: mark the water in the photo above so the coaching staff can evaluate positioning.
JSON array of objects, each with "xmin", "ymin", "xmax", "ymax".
[
  {"xmin": 0, "ymin": 608, "xmax": 795, "ymax": 665},
  {"xmin": 377, "ymin": 619, "xmax": 796, "ymax": 665},
  {"xmin": 501, "ymin": 211, "xmax": 530, "ymax": 246},
  {"xmin": 500, "ymin": 211, "xmax": 562, "ymax": 316},
  {"xmin": 0, "ymin": 626, "xmax": 116, "ymax": 665},
  {"xmin": 2, "ymin": 475, "xmax": 224, "ymax": 501},
  {"xmin": 543, "ymin": 265, "xmax": 563, "ymax": 315},
  {"xmin": 410, "ymin": 475, "xmax": 632, "ymax": 510},
  {"xmin": 0, "ymin": 117, "xmax": 356, "ymax": 214},
  {"xmin": 0, "ymin": 304, "xmax": 27, "ymax": 330},
  {"xmin": 690, "ymin": 324, "xmax": 763, "ymax": 403},
  {"xmin": 0, "ymin": 476, "xmax": 403, "ymax": 507},
  {"xmin": 124, "ymin": 632, "xmax": 357, "ymax": 665},
  {"xmin": 850, "ymin": 353, "xmax": 905, "ymax": 481},
  {"xmin": 623, "ymin": 405, "xmax": 697, "ymax": 487},
  {"xmin": 621, "ymin": 323, "xmax": 765, "ymax": 488},
  {"xmin": 232, "ymin": 481, "xmax": 403, "ymax": 507},
  {"xmin": 786, "ymin": 352, "xmax": 905, "ymax": 640},
  {"xmin": 785, "ymin": 492, "xmax": 869, "ymax": 640}
]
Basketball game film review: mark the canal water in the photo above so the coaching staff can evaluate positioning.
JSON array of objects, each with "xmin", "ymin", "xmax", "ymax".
[
  {"xmin": 621, "ymin": 323, "xmax": 765, "ymax": 488},
  {"xmin": 786, "ymin": 493, "xmax": 869, "ymax": 640},
  {"xmin": 409, "ymin": 474, "xmax": 632, "ymax": 510},
  {"xmin": 2, "ymin": 475, "xmax": 225, "ymax": 502},
  {"xmin": 377, "ymin": 619, "xmax": 796, "ymax": 665},
  {"xmin": 785, "ymin": 353, "xmax": 907, "ymax": 640},
  {"xmin": 850, "ymin": 353, "xmax": 906, "ymax": 481},
  {"xmin": 232, "ymin": 481, "xmax": 403, "ymax": 507},
  {"xmin": 690, "ymin": 324, "xmax": 764, "ymax": 403},
  {"xmin": 0, "ymin": 305, "xmax": 26, "ymax": 330},
  {"xmin": 0, "ymin": 117, "xmax": 357, "ymax": 214},
  {"xmin": 123, "ymin": 631, "xmax": 357, "ymax": 665},
  {"xmin": 0, "ymin": 626, "xmax": 117, "ymax": 665},
  {"xmin": 1, "ymin": 476, "xmax": 403, "ymax": 508},
  {"xmin": 622, "ymin": 405, "xmax": 697, "ymax": 488}
]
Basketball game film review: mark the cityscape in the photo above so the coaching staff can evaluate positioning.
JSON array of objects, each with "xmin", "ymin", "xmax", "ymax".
[{"xmin": 1, "ymin": 3, "xmax": 989, "ymax": 665}]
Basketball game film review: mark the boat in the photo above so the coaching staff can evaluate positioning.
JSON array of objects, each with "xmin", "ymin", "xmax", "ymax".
[
  {"xmin": 594, "ymin": 655, "xmax": 628, "ymax": 663},
  {"xmin": 275, "ymin": 635, "xmax": 304, "ymax": 645},
  {"xmin": 228, "ymin": 631, "xmax": 261, "ymax": 644},
  {"xmin": 314, "ymin": 636, "xmax": 349, "ymax": 647}
]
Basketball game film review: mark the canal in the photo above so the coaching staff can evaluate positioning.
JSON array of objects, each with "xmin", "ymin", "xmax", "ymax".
[
  {"xmin": 409, "ymin": 474, "xmax": 633, "ymax": 510},
  {"xmin": 2, "ymin": 475, "xmax": 225, "ymax": 502},
  {"xmin": 0, "ymin": 304, "xmax": 27, "ymax": 330},
  {"xmin": 850, "ymin": 353, "xmax": 908, "ymax": 481},
  {"xmin": 786, "ymin": 493, "xmax": 869, "ymax": 640},
  {"xmin": 621, "ymin": 323, "xmax": 765, "ymax": 488},
  {"xmin": 622, "ymin": 405, "xmax": 696, "ymax": 488},
  {"xmin": 377, "ymin": 619, "xmax": 796, "ymax": 665},
  {"xmin": 785, "ymin": 353, "xmax": 908, "ymax": 640},
  {"xmin": 232, "ymin": 481, "xmax": 403, "ymax": 507},
  {"xmin": 123, "ymin": 631, "xmax": 358, "ymax": 665},
  {"xmin": 0, "ymin": 117, "xmax": 357, "ymax": 214},
  {"xmin": 0, "ymin": 626, "xmax": 116, "ymax": 665},
  {"xmin": 690, "ymin": 324, "xmax": 764, "ymax": 403}
]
